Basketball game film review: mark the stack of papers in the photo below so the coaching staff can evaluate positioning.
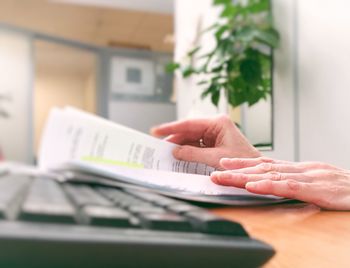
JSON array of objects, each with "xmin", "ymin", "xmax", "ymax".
[{"xmin": 39, "ymin": 107, "xmax": 286, "ymax": 205}]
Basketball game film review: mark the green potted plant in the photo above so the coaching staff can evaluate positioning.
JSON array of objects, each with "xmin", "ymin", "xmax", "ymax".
[{"xmin": 167, "ymin": 0, "xmax": 280, "ymax": 108}]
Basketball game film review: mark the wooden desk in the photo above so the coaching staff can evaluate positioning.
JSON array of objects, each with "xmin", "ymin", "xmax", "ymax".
[{"xmin": 211, "ymin": 203, "xmax": 350, "ymax": 268}]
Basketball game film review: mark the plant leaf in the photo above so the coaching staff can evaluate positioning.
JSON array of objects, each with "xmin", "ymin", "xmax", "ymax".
[
  {"xmin": 228, "ymin": 89, "xmax": 247, "ymax": 108},
  {"xmin": 216, "ymin": 38, "xmax": 231, "ymax": 57},
  {"xmin": 182, "ymin": 66, "xmax": 196, "ymax": 78},
  {"xmin": 197, "ymin": 80, "xmax": 209, "ymax": 86},
  {"xmin": 215, "ymin": 25, "xmax": 230, "ymax": 40},
  {"xmin": 246, "ymin": 0, "xmax": 270, "ymax": 13},
  {"xmin": 255, "ymin": 28, "xmax": 280, "ymax": 48},
  {"xmin": 245, "ymin": 48, "xmax": 260, "ymax": 60},
  {"xmin": 187, "ymin": 46, "xmax": 201, "ymax": 57},
  {"xmin": 214, "ymin": 0, "xmax": 232, "ymax": 6},
  {"xmin": 211, "ymin": 65, "xmax": 223, "ymax": 73},
  {"xmin": 165, "ymin": 62, "xmax": 180, "ymax": 73},
  {"xmin": 211, "ymin": 90, "xmax": 220, "ymax": 107},
  {"xmin": 236, "ymin": 26, "xmax": 256, "ymax": 43},
  {"xmin": 201, "ymin": 23, "xmax": 220, "ymax": 34},
  {"xmin": 220, "ymin": 5, "xmax": 238, "ymax": 18},
  {"xmin": 201, "ymin": 83, "xmax": 217, "ymax": 99},
  {"xmin": 226, "ymin": 59, "xmax": 236, "ymax": 72},
  {"xmin": 248, "ymin": 88, "xmax": 266, "ymax": 106},
  {"xmin": 240, "ymin": 59, "xmax": 262, "ymax": 86}
]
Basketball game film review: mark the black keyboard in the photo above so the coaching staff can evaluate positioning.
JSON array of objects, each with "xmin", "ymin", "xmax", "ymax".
[{"xmin": 0, "ymin": 168, "xmax": 275, "ymax": 268}]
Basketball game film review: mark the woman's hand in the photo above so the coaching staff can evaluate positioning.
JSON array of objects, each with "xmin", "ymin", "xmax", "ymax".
[
  {"xmin": 211, "ymin": 157, "xmax": 350, "ymax": 210},
  {"xmin": 151, "ymin": 115, "xmax": 261, "ymax": 169}
]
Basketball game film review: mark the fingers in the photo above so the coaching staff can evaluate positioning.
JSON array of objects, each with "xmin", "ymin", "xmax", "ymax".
[
  {"xmin": 164, "ymin": 134, "xmax": 189, "ymax": 144},
  {"xmin": 246, "ymin": 174, "xmax": 350, "ymax": 210},
  {"xmin": 220, "ymin": 158, "xmax": 344, "ymax": 174},
  {"xmin": 296, "ymin": 161, "xmax": 342, "ymax": 171},
  {"xmin": 164, "ymin": 134, "xmax": 201, "ymax": 147},
  {"xmin": 173, "ymin": 146, "xmax": 228, "ymax": 168},
  {"xmin": 245, "ymin": 179, "xmax": 321, "ymax": 204},
  {"xmin": 211, "ymin": 172, "xmax": 309, "ymax": 188},
  {"xmin": 214, "ymin": 156, "xmax": 350, "ymax": 210},
  {"xmin": 151, "ymin": 118, "xmax": 212, "ymax": 138},
  {"xmin": 220, "ymin": 157, "xmax": 293, "ymax": 170},
  {"xmin": 226, "ymin": 163, "xmax": 306, "ymax": 175},
  {"xmin": 246, "ymin": 180, "xmax": 305, "ymax": 199}
]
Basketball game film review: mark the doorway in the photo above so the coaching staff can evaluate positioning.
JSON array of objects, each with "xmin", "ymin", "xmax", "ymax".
[{"xmin": 33, "ymin": 39, "xmax": 98, "ymax": 158}]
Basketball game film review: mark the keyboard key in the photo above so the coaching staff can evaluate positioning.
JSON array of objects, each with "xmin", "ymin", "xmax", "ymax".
[
  {"xmin": 126, "ymin": 190, "xmax": 180, "ymax": 207},
  {"xmin": 81, "ymin": 205, "xmax": 132, "ymax": 227},
  {"xmin": 64, "ymin": 184, "xmax": 113, "ymax": 207},
  {"xmin": 20, "ymin": 178, "xmax": 75, "ymax": 223},
  {"xmin": 168, "ymin": 203, "xmax": 202, "ymax": 214},
  {"xmin": 118, "ymin": 197, "xmax": 145, "ymax": 209},
  {"xmin": 186, "ymin": 211, "xmax": 249, "ymax": 237},
  {"xmin": 97, "ymin": 187, "xmax": 145, "ymax": 208},
  {"xmin": 0, "ymin": 175, "xmax": 31, "ymax": 220},
  {"xmin": 128, "ymin": 205, "xmax": 165, "ymax": 214},
  {"xmin": 138, "ymin": 212, "xmax": 193, "ymax": 232},
  {"xmin": 152, "ymin": 197, "xmax": 182, "ymax": 207},
  {"xmin": 98, "ymin": 187, "xmax": 132, "ymax": 202},
  {"xmin": 96, "ymin": 187, "xmax": 126, "ymax": 201},
  {"xmin": 124, "ymin": 190, "xmax": 166, "ymax": 202}
]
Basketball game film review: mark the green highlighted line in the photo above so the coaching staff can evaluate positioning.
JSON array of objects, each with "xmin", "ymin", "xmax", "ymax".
[{"xmin": 81, "ymin": 156, "xmax": 144, "ymax": 169}]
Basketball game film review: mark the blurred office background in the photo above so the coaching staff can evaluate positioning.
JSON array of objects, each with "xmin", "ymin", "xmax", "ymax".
[
  {"xmin": 0, "ymin": 0, "xmax": 350, "ymax": 169},
  {"xmin": 0, "ymin": 0, "xmax": 175, "ymax": 163}
]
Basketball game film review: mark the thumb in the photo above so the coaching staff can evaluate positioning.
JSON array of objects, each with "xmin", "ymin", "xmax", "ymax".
[{"xmin": 173, "ymin": 146, "xmax": 226, "ymax": 169}]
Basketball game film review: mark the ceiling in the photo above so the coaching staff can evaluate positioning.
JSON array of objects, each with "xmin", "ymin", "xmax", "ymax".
[
  {"xmin": 52, "ymin": 0, "xmax": 174, "ymax": 14},
  {"xmin": 0, "ymin": 0, "xmax": 174, "ymax": 53}
]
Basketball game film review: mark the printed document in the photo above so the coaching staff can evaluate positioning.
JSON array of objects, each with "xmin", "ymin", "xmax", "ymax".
[{"xmin": 39, "ymin": 107, "xmax": 282, "ymax": 201}]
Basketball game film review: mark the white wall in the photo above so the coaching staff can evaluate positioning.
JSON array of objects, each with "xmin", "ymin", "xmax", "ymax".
[
  {"xmin": 175, "ymin": 0, "xmax": 228, "ymax": 119},
  {"xmin": 263, "ymin": 0, "xmax": 297, "ymax": 161},
  {"xmin": 0, "ymin": 29, "xmax": 33, "ymax": 163},
  {"xmin": 297, "ymin": 0, "xmax": 350, "ymax": 168}
]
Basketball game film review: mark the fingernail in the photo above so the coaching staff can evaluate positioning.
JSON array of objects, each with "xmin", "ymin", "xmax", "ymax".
[
  {"xmin": 173, "ymin": 146, "xmax": 182, "ymax": 156},
  {"xmin": 173, "ymin": 146, "xmax": 181, "ymax": 152},
  {"xmin": 219, "ymin": 159, "xmax": 227, "ymax": 166},
  {"xmin": 211, "ymin": 172, "xmax": 222, "ymax": 182},
  {"xmin": 150, "ymin": 127, "xmax": 158, "ymax": 135},
  {"xmin": 211, "ymin": 171, "xmax": 220, "ymax": 177},
  {"xmin": 211, "ymin": 171, "xmax": 222, "ymax": 182}
]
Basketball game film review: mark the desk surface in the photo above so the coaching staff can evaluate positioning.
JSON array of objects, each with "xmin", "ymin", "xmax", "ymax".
[{"xmin": 211, "ymin": 203, "xmax": 350, "ymax": 268}]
